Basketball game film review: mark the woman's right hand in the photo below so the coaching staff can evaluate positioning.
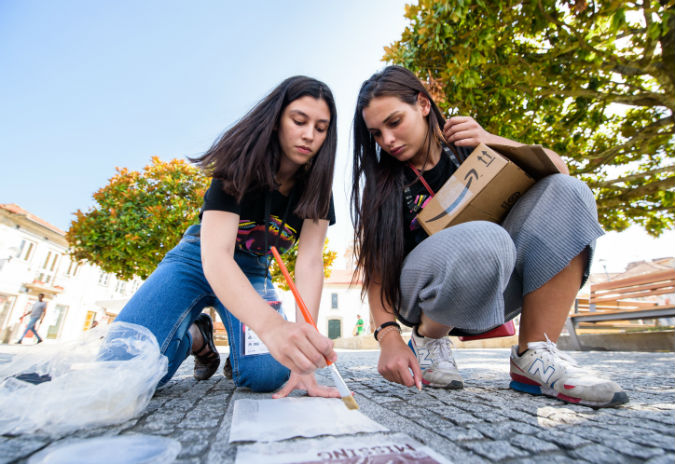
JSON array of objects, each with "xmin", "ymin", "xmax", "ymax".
[
  {"xmin": 377, "ymin": 333, "xmax": 423, "ymax": 389},
  {"xmin": 258, "ymin": 318, "xmax": 337, "ymax": 375}
]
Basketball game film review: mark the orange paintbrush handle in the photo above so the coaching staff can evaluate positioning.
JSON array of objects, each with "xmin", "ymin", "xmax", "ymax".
[
  {"xmin": 269, "ymin": 246, "xmax": 333, "ymax": 365},
  {"xmin": 270, "ymin": 246, "xmax": 315, "ymax": 326}
]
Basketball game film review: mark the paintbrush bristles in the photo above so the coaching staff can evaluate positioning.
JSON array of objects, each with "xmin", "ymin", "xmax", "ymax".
[{"xmin": 341, "ymin": 395, "xmax": 359, "ymax": 410}]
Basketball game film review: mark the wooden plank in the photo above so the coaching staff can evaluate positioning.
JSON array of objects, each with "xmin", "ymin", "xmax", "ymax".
[
  {"xmin": 591, "ymin": 285, "xmax": 675, "ymax": 303},
  {"xmin": 591, "ymin": 269, "xmax": 675, "ymax": 291},
  {"xmin": 570, "ymin": 306, "xmax": 675, "ymax": 321}
]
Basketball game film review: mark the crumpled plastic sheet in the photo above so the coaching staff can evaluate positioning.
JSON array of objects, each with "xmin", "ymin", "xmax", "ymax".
[{"xmin": 0, "ymin": 322, "xmax": 168, "ymax": 435}]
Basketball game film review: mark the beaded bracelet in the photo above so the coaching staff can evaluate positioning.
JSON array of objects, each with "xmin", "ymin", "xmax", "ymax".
[
  {"xmin": 376, "ymin": 325, "xmax": 401, "ymax": 343},
  {"xmin": 373, "ymin": 321, "xmax": 401, "ymax": 341}
]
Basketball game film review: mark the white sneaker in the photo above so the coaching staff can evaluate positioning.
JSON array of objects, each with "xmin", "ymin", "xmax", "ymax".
[
  {"xmin": 509, "ymin": 337, "xmax": 629, "ymax": 408},
  {"xmin": 408, "ymin": 328, "xmax": 463, "ymax": 389}
]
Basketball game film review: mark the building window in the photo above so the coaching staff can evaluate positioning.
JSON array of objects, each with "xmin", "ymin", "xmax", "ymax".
[
  {"xmin": 331, "ymin": 293, "xmax": 338, "ymax": 309},
  {"xmin": 114, "ymin": 280, "xmax": 127, "ymax": 294},
  {"xmin": 16, "ymin": 239, "xmax": 36, "ymax": 262},
  {"xmin": 98, "ymin": 272, "xmax": 110, "ymax": 286},
  {"xmin": 37, "ymin": 250, "xmax": 61, "ymax": 284},
  {"xmin": 65, "ymin": 260, "xmax": 79, "ymax": 277}
]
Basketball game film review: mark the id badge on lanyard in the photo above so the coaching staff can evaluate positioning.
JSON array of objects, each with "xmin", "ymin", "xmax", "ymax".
[{"xmin": 242, "ymin": 300, "xmax": 282, "ymax": 356}]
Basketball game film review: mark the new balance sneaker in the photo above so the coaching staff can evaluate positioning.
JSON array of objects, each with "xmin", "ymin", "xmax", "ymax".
[
  {"xmin": 408, "ymin": 328, "xmax": 463, "ymax": 389},
  {"xmin": 509, "ymin": 338, "xmax": 629, "ymax": 408}
]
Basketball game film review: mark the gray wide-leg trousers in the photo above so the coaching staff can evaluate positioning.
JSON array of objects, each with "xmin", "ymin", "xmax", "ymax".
[{"xmin": 398, "ymin": 174, "xmax": 604, "ymax": 335}]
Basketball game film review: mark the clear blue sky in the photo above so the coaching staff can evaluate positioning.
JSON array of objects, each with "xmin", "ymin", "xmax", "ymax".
[{"xmin": 1, "ymin": 0, "xmax": 672, "ymax": 272}]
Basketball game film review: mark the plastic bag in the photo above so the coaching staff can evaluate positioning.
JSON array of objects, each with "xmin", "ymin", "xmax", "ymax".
[{"xmin": 0, "ymin": 322, "xmax": 168, "ymax": 435}]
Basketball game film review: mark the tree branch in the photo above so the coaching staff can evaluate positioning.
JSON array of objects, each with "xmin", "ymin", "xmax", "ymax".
[
  {"xmin": 591, "ymin": 164, "xmax": 675, "ymax": 188},
  {"xmin": 580, "ymin": 116, "xmax": 673, "ymax": 172},
  {"xmin": 535, "ymin": 88, "xmax": 671, "ymax": 109},
  {"xmin": 596, "ymin": 177, "xmax": 675, "ymax": 209}
]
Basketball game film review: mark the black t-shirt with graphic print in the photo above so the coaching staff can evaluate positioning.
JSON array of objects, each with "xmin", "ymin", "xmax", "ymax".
[
  {"xmin": 402, "ymin": 144, "xmax": 474, "ymax": 255},
  {"xmin": 201, "ymin": 178, "xmax": 336, "ymax": 257}
]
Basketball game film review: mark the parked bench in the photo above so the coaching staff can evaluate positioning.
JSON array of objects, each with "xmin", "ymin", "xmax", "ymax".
[{"xmin": 565, "ymin": 269, "xmax": 675, "ymax": 350}]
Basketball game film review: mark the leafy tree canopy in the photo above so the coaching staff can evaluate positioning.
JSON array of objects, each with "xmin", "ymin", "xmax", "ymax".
[
  {"xmin": 385, "ymin": 0, "xmax": 674, "ymax": 235},
  {"xmin": 270, "ymin": 240, "xmax": 338, "ymax": 291},
  {"xmin": 67, "ymin": 157, "xmax": 336, "ymax": 283}
]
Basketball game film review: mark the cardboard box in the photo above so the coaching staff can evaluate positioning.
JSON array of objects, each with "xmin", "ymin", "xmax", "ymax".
[{"xmin": 417, "ymin": 143, "xmax": 561, "ymax": 235}]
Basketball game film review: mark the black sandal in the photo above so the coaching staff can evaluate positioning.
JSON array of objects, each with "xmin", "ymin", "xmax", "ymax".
[{"xmin": 192, "ymin": 313, "xmax": 220, "ymax": 380}]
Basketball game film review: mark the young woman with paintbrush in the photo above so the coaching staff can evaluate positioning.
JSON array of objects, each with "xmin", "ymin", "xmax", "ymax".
[
  {"xmin": 351, "ymin": 65, "xmax": 628, "ymax": 408},
  {"xmin": 108, "ymin": 76, "xmax": 341, "ymax": 397}
]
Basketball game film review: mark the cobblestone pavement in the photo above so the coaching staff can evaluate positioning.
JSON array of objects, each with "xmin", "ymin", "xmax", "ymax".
[{"xmin": 1, "ymin": 347, "xmax": 673, "ymax": 463}]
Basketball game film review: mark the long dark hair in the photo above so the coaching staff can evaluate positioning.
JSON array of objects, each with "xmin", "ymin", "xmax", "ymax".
[
  {"xmin": 351, "ymin": 65, "xmax": 446, "ymax": 314},
  {"xmin": 191, "ymin": 76, "xmax": 337, "ymax": 220}
]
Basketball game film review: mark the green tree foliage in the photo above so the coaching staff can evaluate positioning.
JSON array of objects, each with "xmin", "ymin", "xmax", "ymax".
[
  {"xmin": 384, "ymin": 0, "xmax": 674, "ymax": 235},
  {"xmin": 67, "ymin": 157, "xmax": 210, "ymax": 280},
  {"xmin": 67, "ymin": 157, "xmax": 337, "ymax": 283},
  {"xmin": 270, "ymin": 239, "xmax": 338, "ymax": 291}
]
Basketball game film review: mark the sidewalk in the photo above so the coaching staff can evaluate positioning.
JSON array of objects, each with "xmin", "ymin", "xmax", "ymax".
[{"xmin": 1, "ymin": 346, "xmax": 673, "ymax": 463}]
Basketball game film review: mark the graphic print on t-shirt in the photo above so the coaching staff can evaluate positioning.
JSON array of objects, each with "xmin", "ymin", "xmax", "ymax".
[
  {"xmin": 237, "ymin": 215, "xmax": 297, "ymax": 256},
  {"xmin": 408, "ymin": 193, "xmax": 433, "ymax": 231}
]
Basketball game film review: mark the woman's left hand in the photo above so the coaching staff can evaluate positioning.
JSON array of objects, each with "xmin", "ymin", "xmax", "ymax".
[
  {"xmin": 443, "ymin": 116, "xmax": 495, "ymax": 147},
  {"xmin": 272, "ymin": 372, "xmax": 341, "ymax": 399}
]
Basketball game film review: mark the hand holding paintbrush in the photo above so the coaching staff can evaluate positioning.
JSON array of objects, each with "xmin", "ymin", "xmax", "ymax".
[{"xmin": 270, "ymin": 246, "xmax": 359, "ymax": 410}]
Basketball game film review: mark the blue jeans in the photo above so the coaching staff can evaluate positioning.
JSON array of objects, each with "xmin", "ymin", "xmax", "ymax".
[
  {"xmin": 19, "ymin": 317, "xmax": 42, "ymax": 342},
  {"xmin": 112, "ymin": 224, "xmax": 290, "ymax": 392}
]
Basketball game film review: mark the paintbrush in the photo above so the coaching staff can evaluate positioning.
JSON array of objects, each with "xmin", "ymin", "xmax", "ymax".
[{"xmin": 270, "ymin": 246, "xmax": 359, "ymax": 410}]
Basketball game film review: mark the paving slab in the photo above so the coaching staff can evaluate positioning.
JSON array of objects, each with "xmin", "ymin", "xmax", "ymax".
[{"xmin": 1, "ymin": 346, "xmax": 673, "ymax": 463}]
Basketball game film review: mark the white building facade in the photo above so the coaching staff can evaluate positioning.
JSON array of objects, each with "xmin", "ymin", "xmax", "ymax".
[{"xmin": 0, "ymin": 204, "xmax": 142, "ymax": 344}]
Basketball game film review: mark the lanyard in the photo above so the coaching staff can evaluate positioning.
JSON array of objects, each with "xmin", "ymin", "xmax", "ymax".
[{"xmin": 407, "ymin": 162, "xmax": 435, "ymax": 197}]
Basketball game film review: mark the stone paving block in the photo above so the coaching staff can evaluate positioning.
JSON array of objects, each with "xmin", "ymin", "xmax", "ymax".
[
  {"xmin": 500, "ymin": 407, "xmax": 541, "ymax": 425},
  {"xmin": 566, "ymin": 425, "xmax": 666, "ymax": 459},
  {"xmin": 441, "ymin": 410, "xmax": 483, "ymax": 425},
  {"xmin": 471, "ymin": 422, "xmax": 514, "ymax": 440},
  {"xmin": 509, "ymin": 421, "xmax": 541, "ymax": 435},
  {"xmin": 474, "ymin": 411, "xmax": 508, "ymax": 424},
  {"xmin": 646, "ymin": 454, "xmax": 675, "ymax": 464},
  {"xmin": 513, "ymin": 454, "xmax": 582, "ymax": 464},
  {"xmin": 390, "ymin": 405, "xmax": 428, "ymax": 420},
  {"xmin": 510, "ymin": 433, "xmax": 561, "ymax": 453},
  {"xmin": 461, "ymin": 439, "xmax": 529, "ymax": 460},
  {"xmin": 568, "ymin": 443, "xmax": 634, "ymax": 463},
  {"xmin": 178, "ymin": 414, "xmax": 221, "ymax": 430},
  {"xmin": 175, "ymin": 457, "xmax": 203, "ymax": 464},
  {"xmin": 173, "ymin": 428, "xmax": 212, "ymax": 458},
  {"xmin": 588, "ymin": 422, "xmax": 675, "ymax": 452},
  {"xmin": 535, "ymin": 429, "xmax": 592, "ymax": 449},
  {"xmin": 164, "ymin": 397, "xmax": 199, "ymax": 411},
  {"xmin": 592, "ymin": 439, "xmax": 665, "ymax": 460},
  {"xmin": 433, "ymin": 424, "xmax": 484, "ymax": 441}
]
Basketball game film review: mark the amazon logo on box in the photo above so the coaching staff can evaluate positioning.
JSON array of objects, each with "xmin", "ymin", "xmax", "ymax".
[{"xmin": 417, "ymin": 143, "xmax": 537, "ymax": 236}]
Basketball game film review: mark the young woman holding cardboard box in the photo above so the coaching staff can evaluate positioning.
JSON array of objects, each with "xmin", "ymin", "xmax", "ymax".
[{"xmin": 351, "ymin": 65, "xmax": 627, "ymax": 408}]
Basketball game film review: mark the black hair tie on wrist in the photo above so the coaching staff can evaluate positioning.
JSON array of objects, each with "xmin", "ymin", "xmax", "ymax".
[{"xmin": 374, "ymin": 321, "xmax": 401, "ymax": 341}]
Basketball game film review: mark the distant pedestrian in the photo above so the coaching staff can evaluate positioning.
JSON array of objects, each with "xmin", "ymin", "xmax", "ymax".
[
  {"xmin": 350, "ymin": 66, "xmax": 628, "ymax": 408},
  {"xmin": 353, "ymin": 314, "xmax": 365, "ymax": 336},
  {"xmin": 17, "ymin": 293, "xmax": 46, "ymax": 344}
]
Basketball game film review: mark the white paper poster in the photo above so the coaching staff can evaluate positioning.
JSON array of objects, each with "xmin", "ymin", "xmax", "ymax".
[
  {"xmin": 229, "ymin": 398, "xmax": 387, "ymax": 443},
  {"xmin": 235, "ymin": 433, "xmax": 453, "ymax": 464}
]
